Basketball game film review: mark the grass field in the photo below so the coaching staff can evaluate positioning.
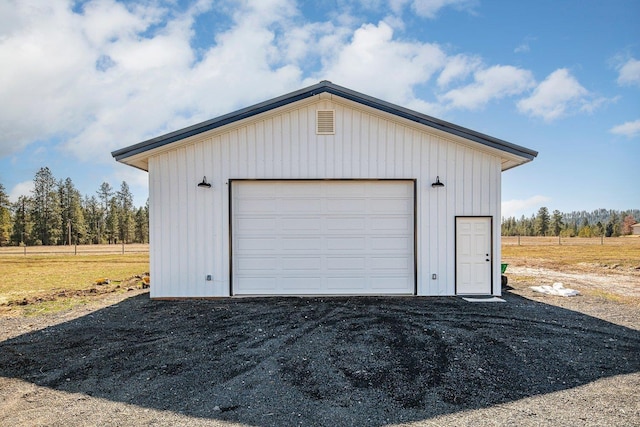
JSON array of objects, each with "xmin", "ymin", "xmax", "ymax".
[
  {"xmin": 502, "ymin": 236, "xmax": 640, "ymax": 270},
  {"xmin": 0, "ymin": 248, "xmax": 149, "ymax": 315}
]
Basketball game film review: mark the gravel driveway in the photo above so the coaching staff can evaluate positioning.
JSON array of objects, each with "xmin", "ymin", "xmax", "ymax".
[{"xmin": 0, "ymin": 292, "xmax": 638, "ymax": 426}]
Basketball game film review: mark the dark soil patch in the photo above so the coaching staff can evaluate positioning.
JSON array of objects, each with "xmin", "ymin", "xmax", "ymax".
[{"xmin": 0, "ymin": 293, "xmax": 638, "ymax": 426}]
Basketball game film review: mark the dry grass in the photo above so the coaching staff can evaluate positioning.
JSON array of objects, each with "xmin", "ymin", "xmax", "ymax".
[
  {"xmin": 0, "ymin": 252, "xmax": 149, "ymax": 312},
  {"xmin": 502, "ymin": 236, "xmax": 640, "ymax": 270},
  {"xmin": 502, "ymin": 236, "xmax": 640, "ymax": 307}
]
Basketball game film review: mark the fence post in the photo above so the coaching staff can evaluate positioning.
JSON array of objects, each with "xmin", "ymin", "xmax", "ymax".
[
  {"xmin": 122, "ymin": 241, "xmax": 125, "ymax": 254},
  {"xmin": 517, "ymin": 235, "xmax": 521, "ymax": 246}
]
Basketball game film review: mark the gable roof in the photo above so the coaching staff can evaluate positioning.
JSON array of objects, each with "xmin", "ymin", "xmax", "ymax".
[{"xmin": 112, "ymin": 80, "xmax": 537, "ymax": 171}]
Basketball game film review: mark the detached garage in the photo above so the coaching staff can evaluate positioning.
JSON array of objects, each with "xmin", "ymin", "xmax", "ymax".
[{"xmin": 112, "ymin": 81, "xmax": 537, "ymax": 298}]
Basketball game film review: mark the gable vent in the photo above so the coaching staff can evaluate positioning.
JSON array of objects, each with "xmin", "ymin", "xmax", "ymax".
[{"xmin": 316, "ymin": 110, "xmax": 335, "ymax": 135}]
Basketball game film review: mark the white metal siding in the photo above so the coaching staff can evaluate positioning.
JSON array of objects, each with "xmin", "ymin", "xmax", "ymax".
[
  {"xmin": 232, "ymin": 180, "xmax": 414, "ymax": 295},
  {"xmin": 148, "ymin": 96, "xmax": 502, "ymax": 297}
]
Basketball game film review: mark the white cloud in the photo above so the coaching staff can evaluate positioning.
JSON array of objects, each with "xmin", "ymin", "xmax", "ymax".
[
  {"xmin": 313, "ymin": 21, "xmax": 447, "ymax": 106},
  {"xmin": 440, "ymin": 65, "xmax": 535, "ymax": 110},
  {"xmin": 514, "ymin": 36, "xmax": 535, "ymax": 54},
  {"xmin": 610, "ymin": 119, "xmax": 640, "ymax": 138},
  {"xmin": 9, "ymin": 180, "xmax": 34, "ymax": 203},
  {"xmin": 80, "ymin": 0, "xmax": 163, "ymax": 47},
  {"xmin": 517, "ymin": 68, "xmax": 591, "ymax": 121},
  {"xmin": 436, "ymin": 54, "xmax": 482, "ymax": 88},
  {"xmin": 502, "ymin": 195, "xmax": 551, "ymax": 219},
  {"xmin": 0, "ymin": 0, "xmax": 307, "ymax": 164},
  {"xmin": 410, "ymin": 0, "xmax": 477, "ymax": 18},
  {"xmin": 616, "ymin": 58, "xmax": 640, "ymax": 87}
]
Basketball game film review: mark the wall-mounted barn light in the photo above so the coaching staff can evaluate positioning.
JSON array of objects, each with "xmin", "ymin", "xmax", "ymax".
[
  {"xmin": 197, "ymin": 176, "xmax": 212, "ymax": 188},
  {"xmin": 431, "ymin": 176, "xmax": 445, "ymax": 188}
]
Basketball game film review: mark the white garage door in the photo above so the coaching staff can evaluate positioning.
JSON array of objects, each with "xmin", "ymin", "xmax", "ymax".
[{"xmin": 232, "ymin": 180, "xmax": 415, "ymax": 295}]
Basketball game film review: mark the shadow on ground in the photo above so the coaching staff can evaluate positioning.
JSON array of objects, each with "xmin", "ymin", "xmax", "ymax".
[{"xmin": 0, "ymin": 293, "xmax": 638, "ymax": 426}]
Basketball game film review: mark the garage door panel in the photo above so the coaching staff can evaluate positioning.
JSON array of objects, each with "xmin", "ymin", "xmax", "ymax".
[
  {"xmin": 371, "ymin": 276, "xmax": 413, "ymax": 290},
  {"xmin": 279, "ymin": 183, "xmax": 322, "ymax": 196},
  {"xmin": 369, "ymin": 198, "xmax": 412, "ymax": 213},
  {"xmin": 281, "ymin": 277, "xmax": 322, "ymax": 291},
  {"xmin": 236, "ymin": 217, "xmax": 276, "ymax": 232},
  {"xmin": 237, "ymin": 199, "xmax": 277, "ymax": 212},
  {"xmin": 326, "ymin": 237, "xmax": 367, "ymax": 250},
  {"xmin": 326, "ymin": 217, "xmax": 366, "ymax": 231},
  {"xmin": 233, "ymin": 180, "xmax": 414, "ymax": 295},
  {"xmin": 236, "ymin": 257, "xmax": 278, "ymax": 271},
  {"xmin": 236, "ymin": 237, "xmax": 278, "ymax": 251},
  {"xmin": 281, "ymin": 217, "xmax": 322, "ymax": 231},
  {"xmin": 281, "ymin": 257, "xmax": 322, "ymax": 271},
  {"xmin": 372, "ymin": 182, "xmax": 413, "ymax": 196},
  {"xmin": 283, "ymin": 198, "xmax": 323, "ymax": 213},
  {"xmin": 370, "ymin": 236, "xmax": 411, "ymax": 250},
  {"xmin": 370, "ymin": 256, "xmax": 411, "ymax": 270},
  {"xmin": 234, "ymin": 277, "xmax": 278, "ymax": 292},
  {"xmin": 327, "ymin": 277, "xmax": 366, "ymax": 290},
  {"xmin": 326, "ymin": 257, "xmax": 366, "ymax": 270},
  {"xmin": 327, "ymin": 182, "xmax": 366, "ymax": 196},
  {"xmin": 370, "ymin": 217, "xmax": 412, "ymax": 232},
  {"xmin": 281, "ymin": 237, "xmax": 323, "ymax": 251},
  {"xmin": 236, "ymin": 184, "xmax": 277, "ymax": 197},
  {"xmin": 326, "ymin": 198, "xmax": 368, "ymax": 213}
]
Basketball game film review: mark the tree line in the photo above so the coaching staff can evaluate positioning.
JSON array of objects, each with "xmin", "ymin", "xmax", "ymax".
[
  {"xmin": 0, "ymin": 167, "xmax": 148, "ymax": 246},
  {"xmin": 502, "ymin": 207, "xmax": 639, "ymax": 237}
]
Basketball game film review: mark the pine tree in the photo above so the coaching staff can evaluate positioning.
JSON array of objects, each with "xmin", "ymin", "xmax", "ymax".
[
  {"xmin": 606, "ymin": 212, "xmax": 620, "ymax": 237},
  {"xmin": 83, "ymin": 195, "xmax": 101, "ymax": 244},
  {"xmin": 59, "ymin": 178, "xmax": 87, "ymax": 244},
  {"xmin": 11, "ymin": 196, "xmax": 33, "ymax": 245},
  {"xmin": 117, "ymin": 181, "xmax": 134, "ymax": 244},
  {"xmin": 551, "ymin": 210, "xmax": 563, "ymax": 236},
  {"xmin": 534, "ymin": 207, "xmax": 550, "ymax": 236},
  {"xmin": 97, "ymin": 182, "xmax": 113, "ymax": 243},
  {"xmin": 31, "ymin": 167, "xmax": 62, "ymax": 245},
  {"xmin": 0, "ymin": 183, "xmax": 12, "ymax": 246},
  {"xmin": 134, "ymin": 201, "xmax": 149, "ymax": 243},
  {"xmin": 106, "ymin": 197, "xmax": 119, "ymax": 244}
]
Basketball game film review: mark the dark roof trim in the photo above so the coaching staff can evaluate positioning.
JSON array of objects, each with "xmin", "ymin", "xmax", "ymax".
[{"xmin": 112, "ymin": 81, "xmax": 538, "ymax": 162}]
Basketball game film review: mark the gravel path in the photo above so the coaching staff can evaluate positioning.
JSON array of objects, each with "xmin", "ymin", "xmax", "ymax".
[{"xmin": 0, "ymin": 290, "xmax": 638, "ymax": 426}]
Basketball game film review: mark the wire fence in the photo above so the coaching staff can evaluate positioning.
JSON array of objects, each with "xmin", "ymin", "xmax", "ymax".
[
  {"xmin": 502, "ymin": 236, "xmax": 639, "ymax": 247},
  {"xmin": 0, "ymin": 243, "xmax": 150, "ymax": 256},
  {"xmin": 2, "ymin": 238, "xmax": 637, "ymax": 254}
]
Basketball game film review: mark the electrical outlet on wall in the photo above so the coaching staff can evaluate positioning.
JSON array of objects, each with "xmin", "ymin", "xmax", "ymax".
[
  {"xmin": 206, "ymin": 275, "xmax": 212, "ymax": 281},
  {"xmin": 432, "ymin": 274, "xmax": 437, "ymax": 280}
]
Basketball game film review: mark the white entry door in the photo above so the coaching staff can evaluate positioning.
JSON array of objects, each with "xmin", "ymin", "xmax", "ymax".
[
  {"xmin": 232, "ymin": 180, "xmax": 415, "ymax": 295},
  {"xmin": 456, "ymin": 217, "xmax": 492, "ymax": 295}
]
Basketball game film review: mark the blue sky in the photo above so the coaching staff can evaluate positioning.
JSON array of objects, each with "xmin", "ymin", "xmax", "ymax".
[{"xmin": 0, "ymin": 0, "xmax": 638, "ymax": 218}]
